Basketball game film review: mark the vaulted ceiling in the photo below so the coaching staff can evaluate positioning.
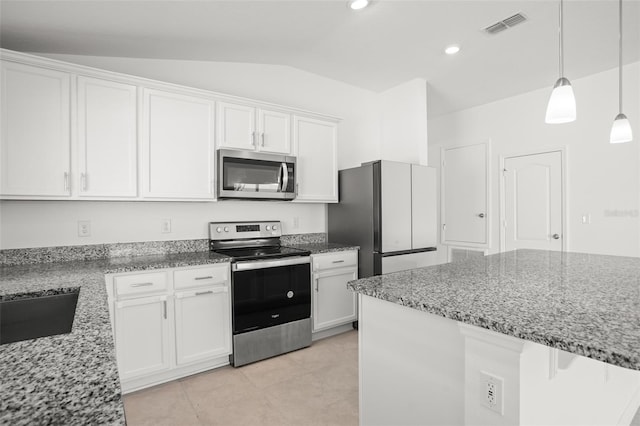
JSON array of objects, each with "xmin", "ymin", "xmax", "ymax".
[{"xmin": 1, "ymin": 0, "xmax": 639, "ymax": 117}]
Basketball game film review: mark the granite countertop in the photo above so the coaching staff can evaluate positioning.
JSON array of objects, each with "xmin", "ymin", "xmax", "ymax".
[
  {"xmin": 0, "ymin": 251, "xmax": 230, "ymax": 425},
  {"xmin": 348, "ymin": 249, "xmax": 640, "ymax": 371},
  {"xmin": 285, "ymin": 242, "xmax": 359, "ymax": 255}
]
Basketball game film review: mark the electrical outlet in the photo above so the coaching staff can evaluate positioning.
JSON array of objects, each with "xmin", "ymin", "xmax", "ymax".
[
  {"xmin": 161, "ymin": 219, "xmax": 172, "ymax": 233},
  {"xmin": 77, "ymin": 221, "xmax": 91, "ymax": 237},
  {"xmin": 480, "ymin": 371, "xmax": 504, "ymax": 415}
]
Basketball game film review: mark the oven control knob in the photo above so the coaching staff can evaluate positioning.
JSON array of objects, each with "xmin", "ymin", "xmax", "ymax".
[
  {"xmin": 216, "ymin": 227, "xmax": 222, "ymax": 233},
  {"xmin": 272, "ymin": 225, "xmax": 278, "ymax": 231},
  {"xmin": 224, "ymin": 227, "xmax": 229, "ymax": 232},
  {"xmin": 266, "ymin": 225, "xmax": 271, "ymax": 231},
  {"xmin": 287, "ymin": 291, "xmax": 294, "ymax": 299}
]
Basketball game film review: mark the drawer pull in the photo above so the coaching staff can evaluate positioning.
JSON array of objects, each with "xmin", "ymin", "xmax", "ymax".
[
  {"xmin": 332, "ymin": 260, "xmax": 345, "ymax": 264},
  {"xmin": 163, "ymin": 300, "xmax": 167, "ymax": 319},
  {"xmin": 195, "ymin": 290, "xmax": 214, "ymax": 296},
  {"xmin": 131, "ymin": 282, "xmax": 154, "ymax": 287},
  {"xmin": 194, "ymin": 276, "xmax": 213, "ymax": 280}
]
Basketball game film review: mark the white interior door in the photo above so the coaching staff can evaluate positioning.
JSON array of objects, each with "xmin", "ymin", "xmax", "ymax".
[
  {"xmin": 442, "ymin": 144, "xmax": 487, "ymax": 245},
  {"xmin": 503, "ymin": 151, "xmax": 563, "ymax": 251}
]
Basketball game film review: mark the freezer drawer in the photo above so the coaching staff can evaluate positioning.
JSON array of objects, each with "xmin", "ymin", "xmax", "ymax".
[{"xmin": 381, "ymin": 250, "xmax": 439, "ymax": 274}]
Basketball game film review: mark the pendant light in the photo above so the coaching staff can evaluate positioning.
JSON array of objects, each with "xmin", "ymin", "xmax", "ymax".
[
  {"xmin": 610, "ymin": 0, "xmax": 633, "ymax": 144},
  {"xmin": 545, "ymin": 0, "xmax": 576, "ymax": 124}
]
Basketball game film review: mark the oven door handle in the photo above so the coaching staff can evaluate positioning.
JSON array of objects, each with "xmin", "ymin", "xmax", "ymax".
[{"xmin": 233, "ymin": 256, "xmax": 310, "ymax": 271}]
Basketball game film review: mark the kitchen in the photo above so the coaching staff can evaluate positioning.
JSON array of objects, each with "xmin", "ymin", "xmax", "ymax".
[{"xmin": 1, "ymin": 1, "xmax": 639, "ymax": 425}]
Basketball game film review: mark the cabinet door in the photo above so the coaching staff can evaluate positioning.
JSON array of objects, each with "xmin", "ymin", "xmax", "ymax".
[
  {"xmin": 293, "ymin": 116, "xmax": 338, "ymax": 202},
  {"xmin": 313, "ymin": 267, "xmax": 357, "ymax": 332},
  {"xmin": 1, "ymin": 62, "xmax": 70, "ymax": 196},
  {"xmin": 77, "ymin": 77, "xmax": 137, "ymax": 197},
  {"xmin": 174, "ymin": 286, "xmax": 231, "ymax": 365},
  {"xmin": 115, "ymin": 295, "xmax": 171, "ymax": 380},
  {"xmin": 258, "ymin": 109, "xmax": 291, "ymax": 154},
  {"xmin": 142, "ymin": 89, "xmax": 215, "ymax": 199},
  {"xmin": 216, "ymin": 102, "xmax": 256, "ymax": 150}
]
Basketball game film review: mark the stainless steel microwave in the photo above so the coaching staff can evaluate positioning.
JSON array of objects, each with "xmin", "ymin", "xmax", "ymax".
[{"xmin": 217, "ymin": 149, "xmax": 297, "ymax": 200}]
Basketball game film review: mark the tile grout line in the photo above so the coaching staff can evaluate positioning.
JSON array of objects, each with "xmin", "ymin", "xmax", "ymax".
[{"xmin": 178, "ymin": 379, "xmax": 207, "ymax": 426}]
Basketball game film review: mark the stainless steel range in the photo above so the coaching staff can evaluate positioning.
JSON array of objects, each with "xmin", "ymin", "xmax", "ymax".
[{"xmin": 209, "ymin": 221, "xmax": 312, "ymax": 367}]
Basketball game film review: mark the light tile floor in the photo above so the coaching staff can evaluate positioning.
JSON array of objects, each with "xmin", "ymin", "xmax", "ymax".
[{"xmin": 123, "ymin": 330, "xmax": 359, "ymax": 426}]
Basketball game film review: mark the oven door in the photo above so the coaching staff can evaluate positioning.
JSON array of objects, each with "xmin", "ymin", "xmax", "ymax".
[
  {"xmin": 218, "ymin": 149, "xmax": 296, "ymax": 200},
  {"xmin": 231, "ymin": 256, "xmax": 311, "ymax": 334}
]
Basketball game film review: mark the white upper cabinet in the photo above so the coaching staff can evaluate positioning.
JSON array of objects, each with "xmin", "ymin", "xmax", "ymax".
[
  {"xmin": 142, "ymin": 88, "xmax": 215, "ymax": 199},
  {"xmin": 293, "ymin": 116, "xmax": 338, "ymax": 203},
  {"xmin": 0, "ymin": 51, "xmax": 341, "ymax": 202},
  {"xmin": 257, "ymin": 109, "xmax": 291, "ymax": 154},
  {"xmin": 1, "ymin": 61, "xmax": 71, "ymax": 196},
  {"xmin": 217, "ymin": 101, "xmax": 291, "ymax": 154},
  {"xmin": 77, "ymin": 77, "xmax": 137, "ymax": 197}
]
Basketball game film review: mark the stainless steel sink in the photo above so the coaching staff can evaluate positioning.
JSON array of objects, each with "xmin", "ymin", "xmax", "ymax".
[{"xmin": 0, "ymin": 288, "xmax": 80, "ymax": 345}]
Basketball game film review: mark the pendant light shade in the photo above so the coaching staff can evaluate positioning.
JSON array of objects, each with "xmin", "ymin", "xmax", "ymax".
[
  {"xmin": 610, "ymin": 113, "xmax": 633, "ymax": 144},
  {"xmin": 610, "ymin": 0, "xmax": 633, "ymax": 144},
  {"xmin": 546, "ymin": 77, "xmax": 577, "ymax": 123},
  {"xmin": 546, "ymin": 0, "xmax": 576, "ymax": 124}
]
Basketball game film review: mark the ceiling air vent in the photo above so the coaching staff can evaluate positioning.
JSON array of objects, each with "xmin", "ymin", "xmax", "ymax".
[{"xmin": 483, "ymin": 13, "xmax": 527, "ymax": 35}]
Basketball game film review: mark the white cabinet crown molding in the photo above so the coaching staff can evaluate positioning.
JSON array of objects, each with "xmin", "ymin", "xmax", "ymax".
[{"xmin": 0, "ymin": 49, "xmax": 342, "ymax": 123}]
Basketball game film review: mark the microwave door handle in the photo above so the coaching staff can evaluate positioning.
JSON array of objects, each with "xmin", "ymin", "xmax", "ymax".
[
  {"xmin": 280, "ymin": 163, "xmax": 289, "ymax": 192},
  {"xmin": 277, "ymin": 162, "xmax": 283, "ymax": 192}
]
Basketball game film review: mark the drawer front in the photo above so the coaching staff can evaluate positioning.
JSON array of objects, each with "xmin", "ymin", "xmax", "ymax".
[
  {"xmin": 115, "ymin": 271, "xmax": 168, "ymax": 297},
  {"xmin": 312, "ymin": 250, "xmax": 358, "ymax": 271},
  {"xmin": 174, "ymin": 265, "xmax": 229, "ymax": 290}
]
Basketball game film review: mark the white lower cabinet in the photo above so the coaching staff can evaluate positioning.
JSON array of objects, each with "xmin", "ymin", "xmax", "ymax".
[
  {"xmin": 312, "ymin": 250, "xmax": 358, "ymax": 333},
  {"xmin": 115, "ymin": 295, "xmax": 171, "ymax": 380},
  {"xmin": 106, "ymin": 263, "xmax": 231, "ymax": 393},
  {"xmin": 175, "ymin": 286, "xmax": 230, "ymax": 365}
]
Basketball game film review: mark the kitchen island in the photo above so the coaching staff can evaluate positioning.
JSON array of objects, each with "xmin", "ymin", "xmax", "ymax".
[{"xmin": 349, "ymin": 249, "xmax": 640, "ymax": 425}]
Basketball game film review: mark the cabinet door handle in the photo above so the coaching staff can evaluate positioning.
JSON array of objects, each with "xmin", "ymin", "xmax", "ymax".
[
  {"xmin": 315, "ymin": 279, "xmax": 319, "ymax": 292},
  {"xmin": 251, "ymin": 131, "xmax": 256, "ymax": 147},
  {"xmin": 131, "ymin": 282, "xmax": 153, "ymax": 287},
  {"xmin": 163, "ymin": 300, "xmax": 167, "ymax": 319},
  {"xmin": 194, "ymin": 276, "xmax": 213, "ymax": 280},
  {"xmin": 261, "ymin": 132, "xmax": 265, "ymax": 147},
  {"xmin": 81, "ymin": 173, "xmax": 87, "ymax": 191},
  {"xmin": 332, "ymin": 260, "xmax": 345, "ymax": 264},
  {"xmin": 64, "ymin": 172, "xmax": 69, "ymax": 191},
  {"xmin": 195, "ymin": 290, "xmax": 214, "ymax": 296}
]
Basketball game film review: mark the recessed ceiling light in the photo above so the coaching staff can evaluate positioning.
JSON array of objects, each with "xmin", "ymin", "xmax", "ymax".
[
  {"xmin": 349, "ymin": 0, "xmax": 369, "ymax": 10},
  {"xmin": 445, "ymin": 45, "xmax": 461, "ymax": 55}
]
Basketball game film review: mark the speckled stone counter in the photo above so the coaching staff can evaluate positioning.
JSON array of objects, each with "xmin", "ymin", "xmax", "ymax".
[
  {"xmin": 0, "ymin": 251, "xmax": 230, "ymax": 425},
  {"xmin": 285, "ymin": 242, "xmax": 359, "ymax": 255},
  {"xmin": 348, "ymin": 249, "xmax": 640, "ymax": 371}
]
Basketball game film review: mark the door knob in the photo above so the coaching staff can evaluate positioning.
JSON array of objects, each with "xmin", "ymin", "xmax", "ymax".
[
  {"xmin": 552, "ymin": 234, "xmax": 560, "ymax": 239},
  {"xmin": 478, "ymin": 213, "xmax": 485, "ymax": 218}
]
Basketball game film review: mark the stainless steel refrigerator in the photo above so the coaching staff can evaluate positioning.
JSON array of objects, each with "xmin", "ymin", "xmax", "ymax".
[{"xmin": 328, "ymin": 160, "xmax": 437, "ymax": 278}]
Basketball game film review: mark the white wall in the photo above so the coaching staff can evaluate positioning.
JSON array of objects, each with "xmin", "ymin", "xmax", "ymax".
[
  {"xmin": 379, "ymin": 78, "xmax": 428, "ymax": 165},
  {"xmin": 0, "ymin": 200, "xmax": 325, "ymax": 249},
  {"xmin": 0, "ymin": 53, "xmax": 382, "ymax": 249},
  {"xmin": 429, "ymin": 62, "xmax": 640, "ymax": 258}
]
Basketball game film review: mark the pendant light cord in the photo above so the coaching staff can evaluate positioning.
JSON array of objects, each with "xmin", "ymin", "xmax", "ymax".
[
  {"xmin": 619, "ymin": 0, "xmax": 623, "ymax": 114},
  {"xmin": 559, "ymin": 0, "xmax": 564, "ymax": 78}
]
